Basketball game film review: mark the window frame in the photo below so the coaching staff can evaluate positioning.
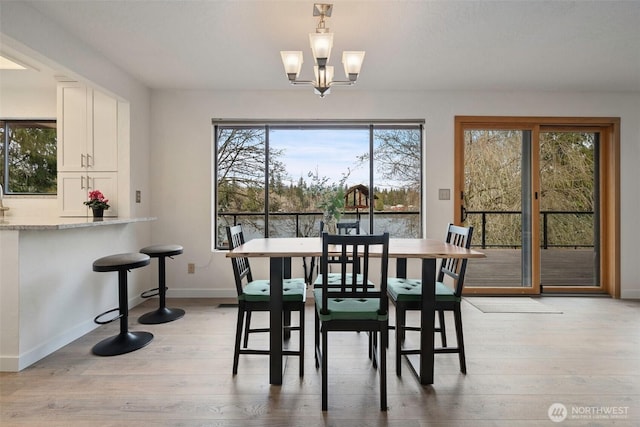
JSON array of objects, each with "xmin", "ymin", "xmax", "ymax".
[
  {"xmin": 213, "ymin": 119, "xmax": 425, "ymax": 249},
  {"xmin": 0, "ymin": 118, "xmax": 57, "ymax": 195},
  {"xmin": 454, "ymin": 115, "xmax": 620, "ymax": 298}
]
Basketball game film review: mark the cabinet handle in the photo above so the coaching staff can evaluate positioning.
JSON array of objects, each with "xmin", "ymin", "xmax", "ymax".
[
  {"xmin": 86, "ymin": 154, "xmax": 93, "ymax": 167},
  {"xmin": 80, "ymin": 154, "xmax": 85, "ymax": 167},
  {"xmin": 80, "ymin": 175, "xmax": 85, "ymax": 189},
  {"xmin": 88, "ymin": 176, "xmax": 93, "ymax": 189}
]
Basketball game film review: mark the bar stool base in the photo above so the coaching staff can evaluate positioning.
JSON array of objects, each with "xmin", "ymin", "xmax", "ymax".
[
  {"xmin": 92, "ymin": 331, "xmax": 154, "ymax": 356},
  {"xmin": 138, "ymin": 307, "xmax": 185, "ymax": 324}
]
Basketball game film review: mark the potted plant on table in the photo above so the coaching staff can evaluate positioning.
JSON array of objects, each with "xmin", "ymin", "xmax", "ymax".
[{"xmin": 84, "ymin": 190, "xmax": 110, "ymax": 218}]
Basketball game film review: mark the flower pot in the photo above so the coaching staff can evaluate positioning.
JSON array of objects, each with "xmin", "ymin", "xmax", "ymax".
[{"xmin": 92, "ymin": 207, "xmax": 104, "ymax": 218}]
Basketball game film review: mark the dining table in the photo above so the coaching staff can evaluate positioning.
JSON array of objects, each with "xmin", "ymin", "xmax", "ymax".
[{"xmin": 226, "ymin": 236, "xmax": 485, "ymax": 385}]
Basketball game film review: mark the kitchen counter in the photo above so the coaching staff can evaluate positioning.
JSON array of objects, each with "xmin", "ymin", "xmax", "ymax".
[
  {"xmin": 0, "ymin": 216, "xmax": 156, "ymax": 230},
  {"xmin": 1, "ymin": 215, "xmax": 156, "ymax": 371}
]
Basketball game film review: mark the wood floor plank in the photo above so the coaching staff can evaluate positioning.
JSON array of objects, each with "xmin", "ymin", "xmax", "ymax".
[{"xmin": 1, "ymin": 297, "xmax": 639, "ymax": 425}]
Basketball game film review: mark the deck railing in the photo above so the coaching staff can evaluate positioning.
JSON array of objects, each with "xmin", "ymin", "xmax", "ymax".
[
  {"xmin": 216, "ymin": 211, "xmax": 420, "ymax": 248},
  {"xmin": 465, "ymin": 210, "xmax": 594, "ymax": 249},
  {"xmin": 218, "ymin": 210, "xmax": 594, "ymax": 249}
]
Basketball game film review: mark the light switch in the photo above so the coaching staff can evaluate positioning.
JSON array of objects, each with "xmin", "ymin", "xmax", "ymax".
[
  {"xmin": 438, "ymin": 189, "xmax": 451, "ymax": 200},
  {"xmin": 135, "ymin": 190, "xmax": 141, "ymax": 203}
]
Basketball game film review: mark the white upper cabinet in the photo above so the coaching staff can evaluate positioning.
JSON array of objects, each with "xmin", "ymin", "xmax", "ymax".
[
  {"xmin": 57, "ymin": 83, "xmax": 118, "ymax": 172},
  {"xmin": 91, "ymin": 90, "xmax": 119, "ymax": 171},
  {"xmin": 57, "ymin": 82, "xmax": 120, "ymax": 216}
]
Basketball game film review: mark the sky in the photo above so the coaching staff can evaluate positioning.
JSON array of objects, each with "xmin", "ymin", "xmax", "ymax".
[{"xmin": 269, "ymin": 128, "xmax": 371, "ymax": 188}]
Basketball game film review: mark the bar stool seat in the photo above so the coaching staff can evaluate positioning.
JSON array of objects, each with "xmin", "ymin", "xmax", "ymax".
[
  {"xmin": 138, "ymin": 244, "xmax": 185, "ymax": 324},
  {"xmin": 92, "ymin": 253, "xmax": 153, "ymax": 356}
]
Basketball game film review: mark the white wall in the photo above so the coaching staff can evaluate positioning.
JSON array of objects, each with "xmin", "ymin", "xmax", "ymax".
[
  {"xmin": 149, "ymin": 89, "xmax": 640, "ymax": 299},
  {"xmin": 0, "ymin": 1, "xmax": 152, "ymax": 221},
  {"xmin": 1, "ymin": 0, "xmax": 152, "ymax": 227},
  {"xmin": 2, "ymin": 1, "xmax": 638, "ymax": 303},
  {"xmin": 0, "ymin": 2, "xmax": 156, "ymax": 370},
  {"xmin": 0, "ymin": 81, "xmax": 59, "ymax": 216},
  {"xmin": 0, "ymin": 84, "xmax": 56, "ymax": 117}
]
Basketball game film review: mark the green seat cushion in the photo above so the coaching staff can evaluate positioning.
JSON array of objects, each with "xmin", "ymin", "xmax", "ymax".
[
  {"xmin": 313, "ymin": 273, "xmax": 374, "ymax": 288},
  {"xmin": 387, "ymin": 277, "xmax": 459, "ymax": 303},
  {"xmin": 313, "ymin": 288, "xmax": 388, "ymax": 321},
  {"xmin": 241, "ymin": 278, "xmax": 306, "ymax": 302}
]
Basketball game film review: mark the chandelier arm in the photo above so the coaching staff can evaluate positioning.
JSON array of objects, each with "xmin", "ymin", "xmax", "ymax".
[
  {"xmin": 328, "ymin": 80, "xmax": 356, "ymax": 87},
  {"xmin": 289, "ymin": 80, "xmax": 316, "ymax": 86}
]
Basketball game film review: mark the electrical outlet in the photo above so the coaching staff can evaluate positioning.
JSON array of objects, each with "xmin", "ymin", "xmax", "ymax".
[
  {"xmin": 135, "ymin": 190, "xmax": 141, "ymax": 203},
  {"xmin": 187, "ymin": 263, "xmax": 195, "ymax": 274}
]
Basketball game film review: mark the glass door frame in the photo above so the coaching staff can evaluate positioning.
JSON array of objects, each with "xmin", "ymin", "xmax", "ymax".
[{"xmin": 454, "ymin": 116, "xmax": 621, "ymax": 298}]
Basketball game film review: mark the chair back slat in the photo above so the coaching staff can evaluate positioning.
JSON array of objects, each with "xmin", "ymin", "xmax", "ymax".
[
  {"xmin": 319, "ymin": 220, "xmax": 362, "ymax": 276},
  {"xmin": 438, "ymin": 223, "xmax": 474, "ymax": 297},
  {"xmin": 320, "ymin": 232, "xmax": 390, "ymax": 315},
  {"xmin": 226, "ymin": 225, "xmax": 253, "ymax": 297}
]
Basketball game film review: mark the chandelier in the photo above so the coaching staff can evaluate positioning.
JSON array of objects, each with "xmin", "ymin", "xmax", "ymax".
[{"xmin": 280, "ymin": 3, "xmax": 365, "ymax": 97}]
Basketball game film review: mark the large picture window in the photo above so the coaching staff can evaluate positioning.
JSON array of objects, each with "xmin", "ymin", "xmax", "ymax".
[
  {"xmin": 214, "ymin": 120, "xmax": 423, "ymax": 248},
  {"xmin": 0, "ymin": 119, "xmax": 57, "ymax": 195}
]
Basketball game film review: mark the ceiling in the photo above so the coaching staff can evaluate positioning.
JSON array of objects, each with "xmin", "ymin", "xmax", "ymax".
[{"xmin": 4, "ymin": 1, "xmax": 640, "ymax": 93}]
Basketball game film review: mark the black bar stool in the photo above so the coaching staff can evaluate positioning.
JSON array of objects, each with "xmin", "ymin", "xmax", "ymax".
[
  {"xmin": 138, "ymin": 244, "xmax": 185, "ymax": 324},
  {"xmin": 92, "ymin": 253, "xmax": 153, "ymax": 356}
]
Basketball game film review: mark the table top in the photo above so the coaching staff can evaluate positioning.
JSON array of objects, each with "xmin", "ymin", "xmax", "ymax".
[{"xmin": 226, "ymin": 237, "xmax": 485, "ymax": 259}]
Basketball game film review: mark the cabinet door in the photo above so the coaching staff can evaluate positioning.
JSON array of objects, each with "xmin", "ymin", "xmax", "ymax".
[
  {"xmin": 58, "ymin": 173, "xmax": 89, "ymax": 217},
  {"xmin": 57, "ymin": 83, "xmax": 89, "ymax": 172},
  {"xmin": 88, "ymin": 172, "xmax": 118, "ymax": 217},
  {"xmin": 58, "ymin": 172, "xmax": 118, "ymax": 217},
  {"xmin": 90, "ymin": 90, "xmax": 118, "ymax": 171}
]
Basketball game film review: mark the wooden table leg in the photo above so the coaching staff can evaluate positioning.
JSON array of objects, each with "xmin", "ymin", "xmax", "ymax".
[
  {"xmin": 419, "ymin": 258, "xmax": 436, "ymax": 385},
  {"xmin": 269, "ymin": 257, "xmax": 284, "ymax": 385}
]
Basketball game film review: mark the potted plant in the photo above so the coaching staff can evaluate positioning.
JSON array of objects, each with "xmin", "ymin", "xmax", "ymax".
[
  {"xmin": 306, "ymin": 170, "xmax": 349, "ymax": 234},
  {"xmin": 84, "ymin": 190, "xmax": 110, "ymax": 218},
  {"xmin": 318, "ymin": 185, "xmax": 345, "ymax": 234}
]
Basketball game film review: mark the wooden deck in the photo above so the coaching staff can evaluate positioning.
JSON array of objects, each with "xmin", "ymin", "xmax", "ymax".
[{"xmin": 465, "ymin": 248, "xmax": 597, "ymax": 288}]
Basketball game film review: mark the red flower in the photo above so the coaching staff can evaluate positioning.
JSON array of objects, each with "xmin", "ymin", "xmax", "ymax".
[{"xmin": 84, "ymin": 190, "xmax": 111, "ymax": 209}]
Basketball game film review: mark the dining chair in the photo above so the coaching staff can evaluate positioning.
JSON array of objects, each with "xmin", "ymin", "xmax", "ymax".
[
  {"xmin": 333, "ymin": 220, "xmax": 361, "ymax": 235},
  {"xmin": 303, "ymin": 220, "xmax": 360, "ymax": 285},
  {"xmin": 226, "ymin": 225, "xmax": 306, "ymax": 376},
  {"xmin": 313, "ymin": 220, "xmax": 372, "ymax": 288},
  {"xmin": 314, "ymin": 231, "xmax": 390, "ymax": 411},
  {"xmin": 387, "ymin": 223, "xmax": 474, "ymax": 375}
]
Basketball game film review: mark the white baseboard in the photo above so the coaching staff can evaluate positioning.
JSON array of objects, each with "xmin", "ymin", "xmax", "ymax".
[
  {"xmin": 2, "ymin": 295, "xmax": 145, "ymax": 372},
  {"xmin": 620, "ymin": 289, "xmax": 640, "ymax": 300},
  {"xmin": 1, "ymin": 317, "xmax": 98, "ymax": 372}
]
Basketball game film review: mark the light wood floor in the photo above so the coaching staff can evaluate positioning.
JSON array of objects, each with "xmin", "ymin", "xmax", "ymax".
[{"xmin": 1, "ymin": 296, "xmax": 639, "ymax": 426}]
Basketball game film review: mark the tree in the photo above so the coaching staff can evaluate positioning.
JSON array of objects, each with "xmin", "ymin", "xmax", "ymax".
[
  {"xmin": 359, "ymin": 129, "xmax": 421, "ymax": 191},
  {"xmin": 216, "ymin": 127, "xmax": 286, "ymax": 240},
  {"xmin": 539, "ymin": 132, "xmax": 595, "ymax": 246},
  {"xmin": 3, "ymin": 123, "xmax": 57, "ymax": 193},
  {"xmin": 464, "ymin": 129, "xmax": 596, "ymax": 247},
  {"xmin": 216, "ymin": 128, "xmax": 286, "ymax": 212}
]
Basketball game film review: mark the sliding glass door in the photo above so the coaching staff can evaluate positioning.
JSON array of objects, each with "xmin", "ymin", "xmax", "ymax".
[
  {"xmin": 539, "ymin": 129, "xmax": 599, "ymax": 289},
  {"xmin": 459, "ymin": 127, "xmax": 536, "ymax": 292},
  {"xmin": 455, "ymin": 117, "xmax": 618, "ymax": 296}
]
